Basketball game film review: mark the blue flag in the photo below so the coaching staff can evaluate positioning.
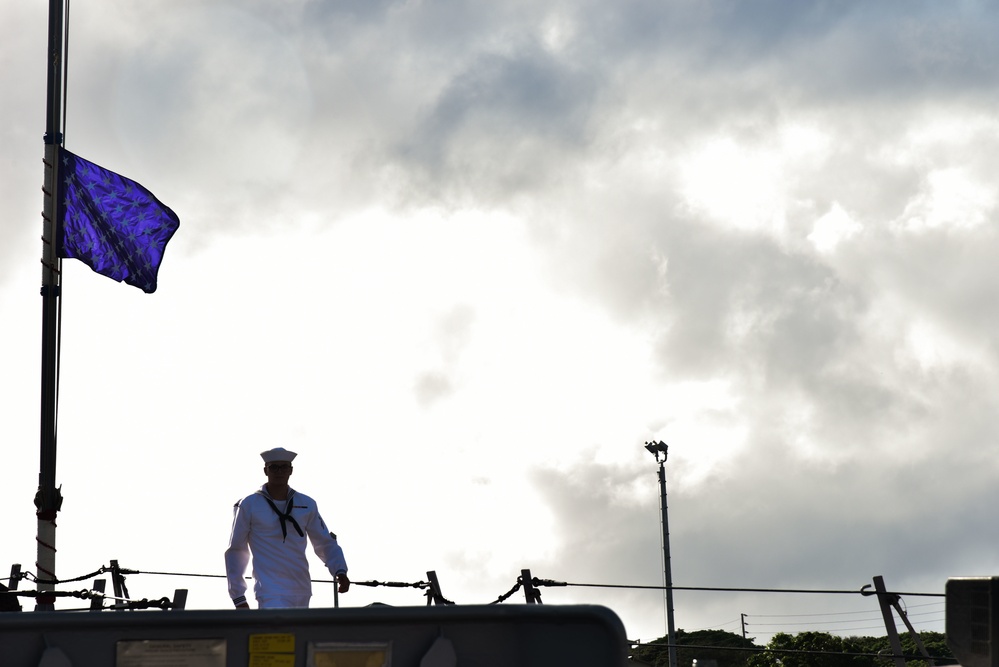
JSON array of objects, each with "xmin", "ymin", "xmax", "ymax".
[{"xmin": 58, "ymin": 148, "xmax": 180, "ymax": 293}]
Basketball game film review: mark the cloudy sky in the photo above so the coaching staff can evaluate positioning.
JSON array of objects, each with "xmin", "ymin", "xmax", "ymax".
[{"xmin": 4, "ymin": 0, "xmax": 997, "ymax": 644}]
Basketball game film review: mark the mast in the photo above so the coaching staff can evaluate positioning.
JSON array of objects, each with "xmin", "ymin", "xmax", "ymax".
[{"xmin": 37, "ymin": 0, "xmax": 66, "ymax": 611}]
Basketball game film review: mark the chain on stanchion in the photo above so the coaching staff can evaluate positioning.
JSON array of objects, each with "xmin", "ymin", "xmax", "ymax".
[
  {"xmin": 4, "ymin": 562, "xmax": 180, "ymax": 612},
  {"xmin": 4, "ymin": 588, "xmax": 176, "ymax": 609}
]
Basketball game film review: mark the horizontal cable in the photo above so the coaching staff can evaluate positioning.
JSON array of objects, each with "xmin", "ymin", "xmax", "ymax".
[
  {"xmin": 7, "ymin": 561, "xmax": 957, "ymax": 660},
  {"xmin": 7, "ymin": 562, "xmax": 949, "ymax": 633},
  {"xmin": 746, "ymin": 611, "xmax": 944, "ymax": 628},
  {"xmin": 554, "ymin": 581, "xmax": 944, "ymax": 597},
  {"xmin": 749, "ymin": 603, "xmax": 943, "ymax": 619},
  {"xmin": 13, "ymin": 566, "xmax": 946, "ymax": 598},
  {"xmin": 747, "ymin": 616, "xmax": 884, "ymax": 627},
  {"xmin": 125, "ymin": 569, "xmax": 432, "ymax": 590}
]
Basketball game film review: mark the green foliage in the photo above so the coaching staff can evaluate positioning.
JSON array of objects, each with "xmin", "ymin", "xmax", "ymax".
[
  {"xmin": 678, "ymin": 629, "xmax": 760, "ymax": 667},
  {"xmin": 631, "ymin": 629, "xmax": 956, "ymax": 667},
  {"xmin": 744, "ymin": 630, "xmax": 956, "ymax": 667},
  {"xmin": 632, "ymin": 629, "xmax": 759, "ymax": 667},
  {"xmin": 900, "ymin": 630, "xmax": 958, "ymax": 667},
  {"xmin": 747, "ymin": 631, "xmax": 874, "ymax": 667}
]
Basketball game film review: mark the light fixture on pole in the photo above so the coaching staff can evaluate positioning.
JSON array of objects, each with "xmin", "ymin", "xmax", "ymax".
[{"xmin": 645, "ymin": 440, "xmax": 677, "ymax": 667}]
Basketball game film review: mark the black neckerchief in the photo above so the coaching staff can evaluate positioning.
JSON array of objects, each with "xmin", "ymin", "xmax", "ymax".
[{"xmin": 262, "ymin": 491, "xmax": 304, "ymax": 541}]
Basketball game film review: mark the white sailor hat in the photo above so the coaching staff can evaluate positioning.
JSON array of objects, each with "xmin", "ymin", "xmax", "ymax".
[{"xmin": 260, "ymin": 447, "xmax": 298, "ymax": 463}]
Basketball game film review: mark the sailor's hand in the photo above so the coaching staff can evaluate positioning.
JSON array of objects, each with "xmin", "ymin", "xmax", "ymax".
[
  {"xmin": 235, "ymin": 602, "xmax": 250, "ymax": 609},
  {"xmin": 336, "ymin": 572, "xmax": 351, "ymax": 593}
]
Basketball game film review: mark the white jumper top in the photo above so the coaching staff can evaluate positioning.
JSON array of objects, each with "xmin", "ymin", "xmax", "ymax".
[{"xmin": 224, "ymin": 485, "xmax": 347, "ymax": 605}]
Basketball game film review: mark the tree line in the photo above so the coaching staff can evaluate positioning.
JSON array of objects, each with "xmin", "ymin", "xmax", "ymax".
[{"xmin": 630, "ymin": 628, "xmax": 957, "ymax": 667}]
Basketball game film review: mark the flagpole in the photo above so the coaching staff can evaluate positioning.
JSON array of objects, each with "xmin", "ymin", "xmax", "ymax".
[{"xmin": 37, "ymin": 0, "xmax": 66, "ymax": 611}]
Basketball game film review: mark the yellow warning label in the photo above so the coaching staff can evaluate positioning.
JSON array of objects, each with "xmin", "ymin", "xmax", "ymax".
[
  {"xmin": 249, "ymin": 633, "xmax": 295, "ymax": 654},
  {"xmin": 249, "ymin": 653, "xmax": 295, "ymax": 667}
]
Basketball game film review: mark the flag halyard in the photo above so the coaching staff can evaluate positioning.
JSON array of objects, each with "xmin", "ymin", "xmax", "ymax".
[{"xmin": 58, "ymin": 148, "xmax": 180, "ymax": 293}]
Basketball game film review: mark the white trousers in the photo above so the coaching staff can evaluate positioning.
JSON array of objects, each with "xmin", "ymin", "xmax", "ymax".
[{"xmin": 257, "ymin": 594, "xmax": 311, "ymax": 609}]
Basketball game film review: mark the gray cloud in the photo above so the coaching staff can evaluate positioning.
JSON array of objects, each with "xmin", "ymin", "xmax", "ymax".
[
  {"xmin": 5, "ymin": 0, "xmax": 999, "ymax": 641},
  {"xmin": 414, "ymin": 304, "xmax": 476, "ymax": 408},
  {"xmin": 394, "ymin": 48, "xmax": 599, "ymax": 204},
  {"xmin": 529, "ymin": 427, "xmax": 999, "ymax": 636}
]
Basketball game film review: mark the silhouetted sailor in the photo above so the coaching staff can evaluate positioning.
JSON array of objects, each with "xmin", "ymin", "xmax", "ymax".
[{"xmin": 224, "ymin": 447, "xmax": 349, "ymax": 609}]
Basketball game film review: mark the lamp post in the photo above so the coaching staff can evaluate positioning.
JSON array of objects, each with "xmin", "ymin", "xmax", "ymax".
[{"xmin": 645, "ymin": 440, "xmax": 677, "ymax": 667}]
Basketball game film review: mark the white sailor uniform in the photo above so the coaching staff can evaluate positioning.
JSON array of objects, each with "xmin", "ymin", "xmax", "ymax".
[{"xmin": 224, "ymin": 484, "xmax": 347, "ymax": 608}]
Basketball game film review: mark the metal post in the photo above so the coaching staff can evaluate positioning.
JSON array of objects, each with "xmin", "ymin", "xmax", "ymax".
[
  {"xmin": 871, "ymin": 575, "xmax": 907, "ymax": 667},
  {"xmin": 645, "ymin": 441, "xmax": 677, "ymax": 667},
  {"xmin": 36, "ymin": 0, "xmax": 66, "ymax": 612},
  {"xmin": 522, "ymin": 569, "xmax": 541, "ymax": 604},
  {"xmin": 868, "ymin": 575, "xmax": 934, "ymax": 665},
  {"xmin": 1, "ymin": 564, "xmax": 24, "ymax": 613},
  {"xmin": 658, "ymin": 460, "xmax": 678, "ymax": 667},
  {"xmin": 89, "ymin": 579, "xmax": 106, "ymax": 611},
  {"xmin": 427, "ymin": 571, "xmax": 447, "ymax": 606},
  {"xmin": 109, "ymin": 560, "xmax": 132, "ymax": 611}
]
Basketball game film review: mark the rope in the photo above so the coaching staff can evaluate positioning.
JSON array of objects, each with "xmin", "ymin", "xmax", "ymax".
[
  {"xmin": 5, "ymin": 589, "xmax": 99, "ymax": 600},
  {"xmin": 112, "ymin": 597, "xmax": 174, "ymax": 611},
  {"xmin": 5, "ymin": 587, "xmax": 176, "ymax": 611},
  {"xmin": 490, "ymin": 580, "xmax": 522, "ymax": 604},
  {"xmin": 19, "ymin": 566, "xmax": 110, "ymax": 586}
]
